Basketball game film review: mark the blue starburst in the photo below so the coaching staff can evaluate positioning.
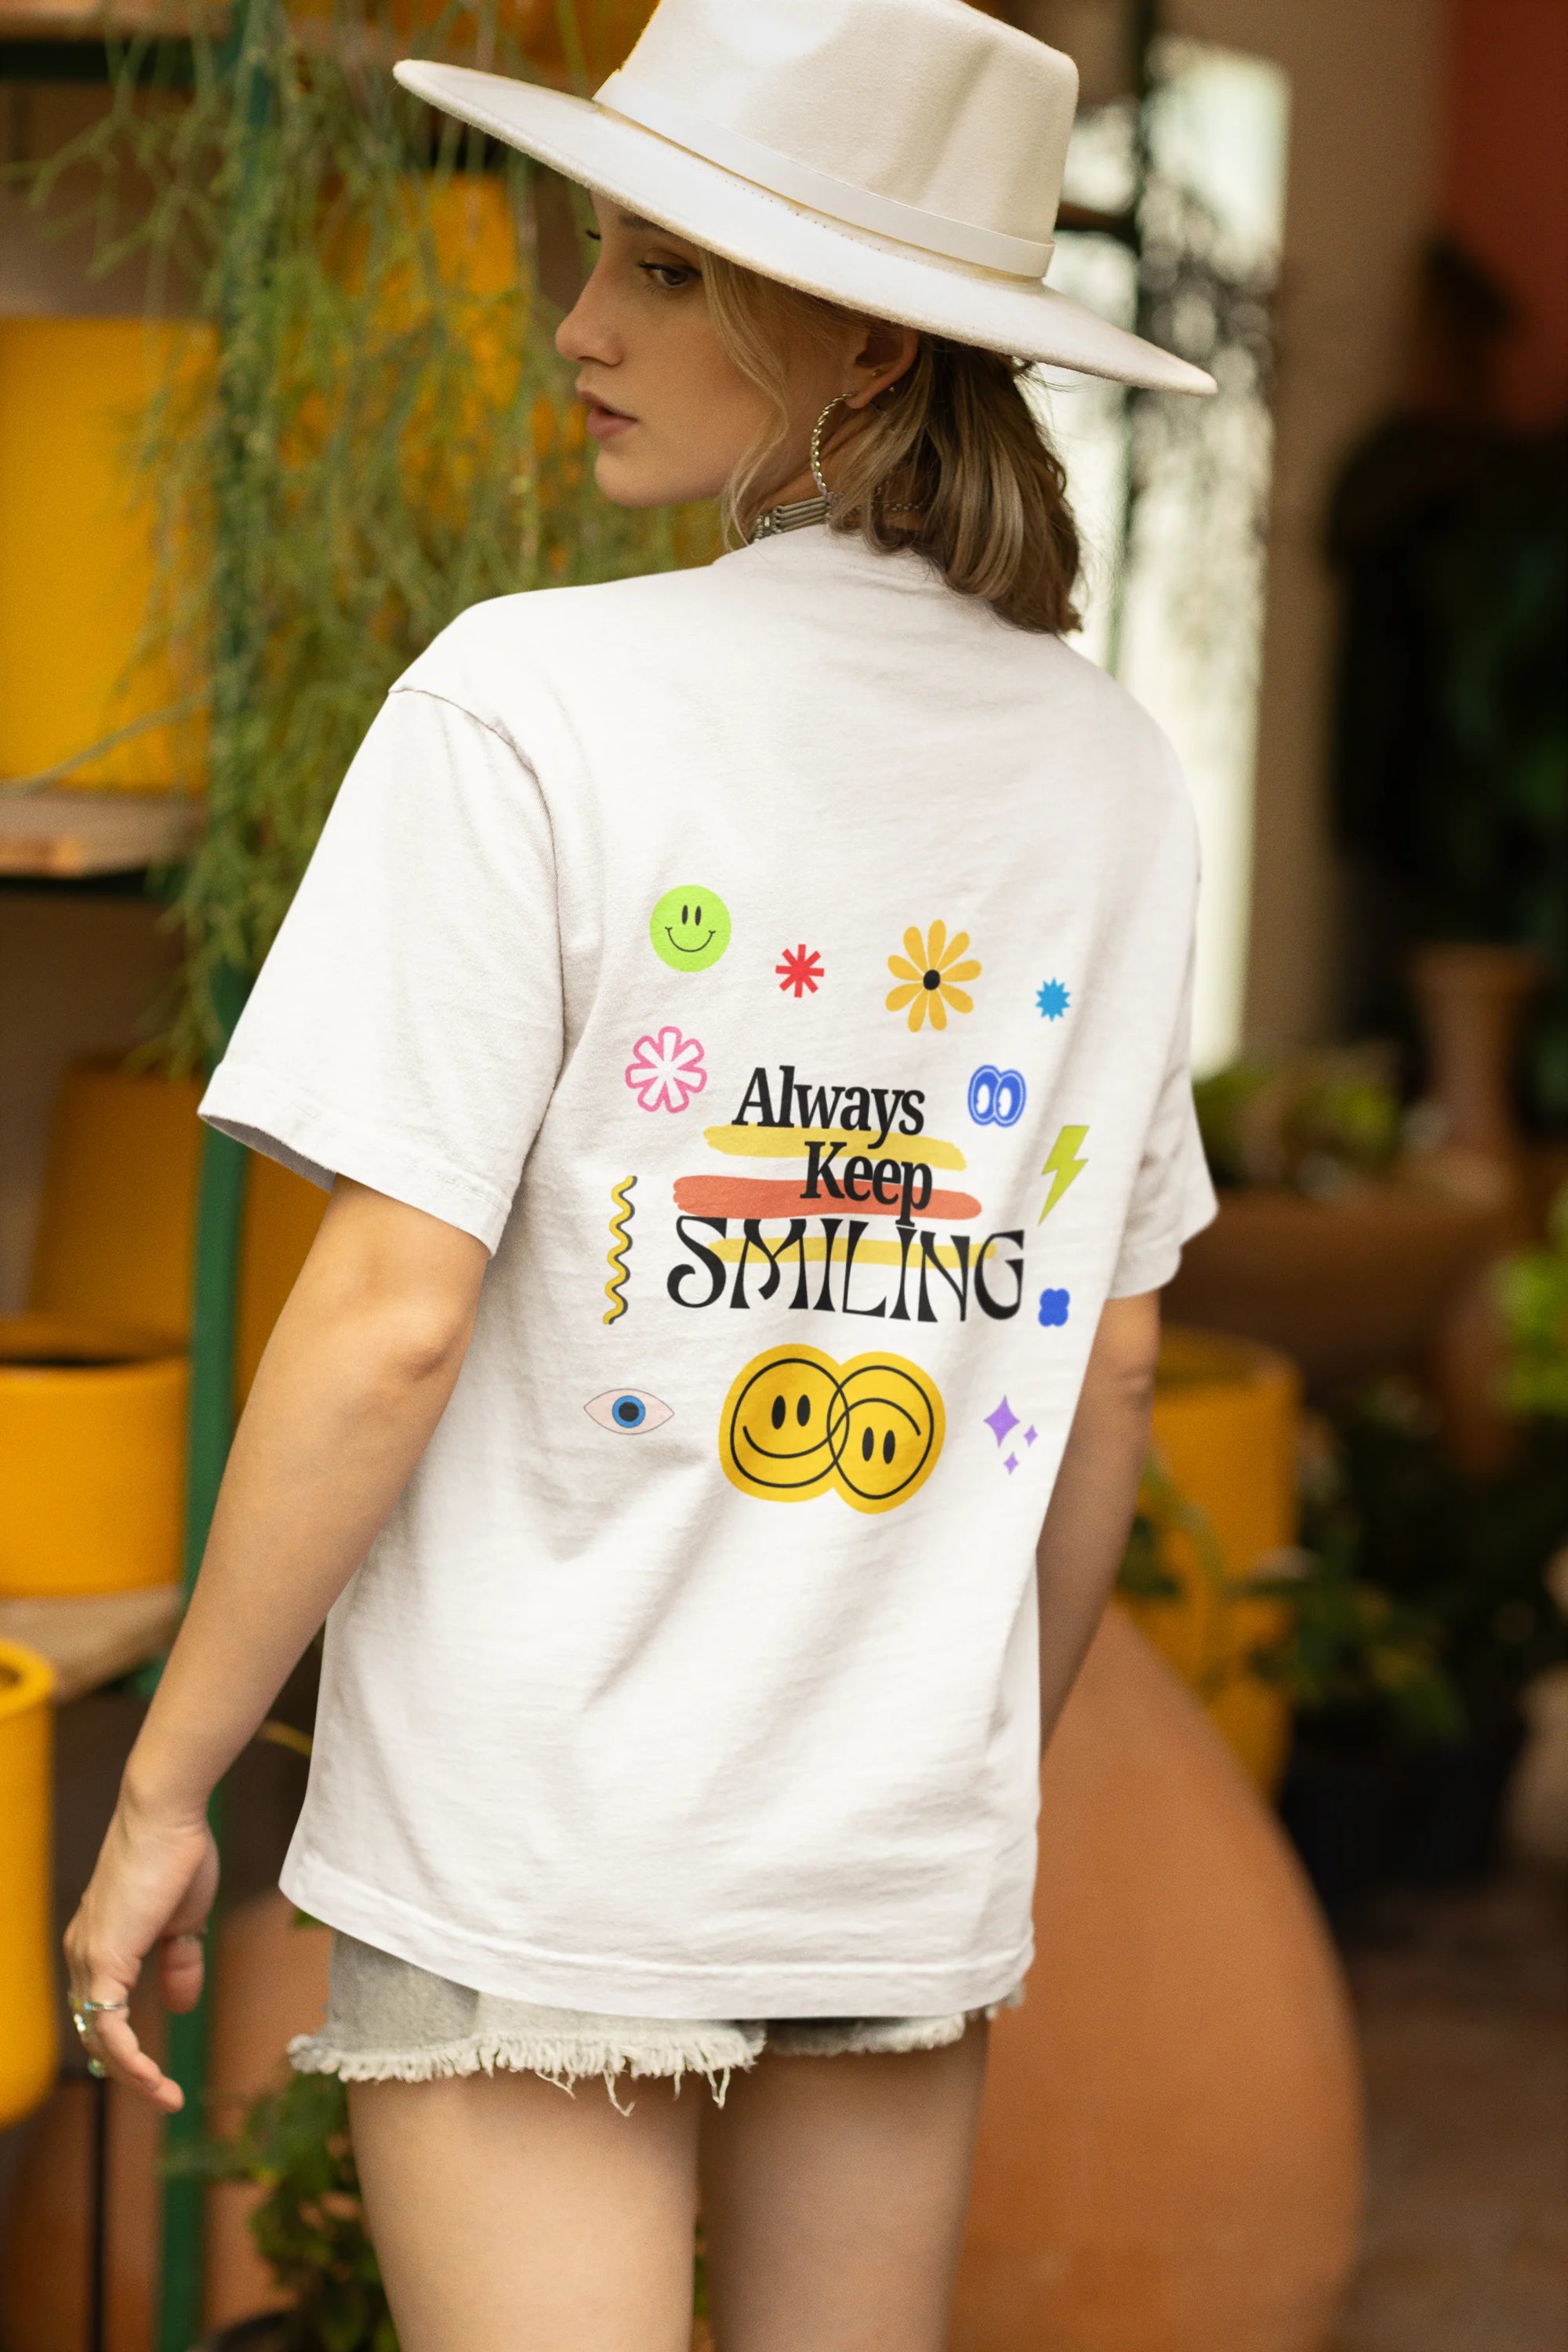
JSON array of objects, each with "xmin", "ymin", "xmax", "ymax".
[{"xmin": 1036, "ymin": 978, "xmax": 1070, "ymax": 1020}]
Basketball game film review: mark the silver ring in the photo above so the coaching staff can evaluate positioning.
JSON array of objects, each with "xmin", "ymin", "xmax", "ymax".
[
  {"xmin": 87, "ymin": 2057, "xmax": 107, "ymax": 2079},
  {"xmin": 70, "ymin": 1997, "xmax": 128, "ymax": 2040}
]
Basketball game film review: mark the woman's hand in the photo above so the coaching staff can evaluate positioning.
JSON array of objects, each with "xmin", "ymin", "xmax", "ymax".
[
  {"xmin": 60, "ymin": 1181, "xmax": 487, "ymax": 2112},
  {"xmin": 64, "ymin": 1800, "xmax": 220, "ymax": 2111}
]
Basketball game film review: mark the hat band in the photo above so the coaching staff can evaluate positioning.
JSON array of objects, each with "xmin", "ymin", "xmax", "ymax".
[{"xmin": 594, "ymin": 71, "xmax": 1054, "ymax": 281}]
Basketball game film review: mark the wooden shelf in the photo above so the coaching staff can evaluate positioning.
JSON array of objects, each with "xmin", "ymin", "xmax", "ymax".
[
  {"xmin": 0, "ymin": 789, "xmax": 198, "ymax": 878},
  {"xmin": 0, "ymin": 0, "xmax": 201, "ymax": 33},
  {"xmin": 0, "ymin": 1583, "xmax": 180, "ymax": 1703}
]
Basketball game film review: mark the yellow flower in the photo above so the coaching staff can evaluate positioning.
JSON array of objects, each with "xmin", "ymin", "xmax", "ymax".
[{"xmin": 886, "ymin": 920, "xmax": 982, "ymax": 1033}]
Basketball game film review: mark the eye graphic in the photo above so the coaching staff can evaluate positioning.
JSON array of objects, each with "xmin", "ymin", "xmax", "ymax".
[
  {"xmin": 584, "ymin": 1388, "xmax": 673, "ymax": 1433},
  {"xmin": 967, "ymin": 1065, "xmax": 1027, "ymax": 1127}
]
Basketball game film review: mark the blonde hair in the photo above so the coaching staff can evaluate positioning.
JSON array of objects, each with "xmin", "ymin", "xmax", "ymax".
[{"xmin": 702, "ymin": 252, "xmax": 1081, "ymax": 636}]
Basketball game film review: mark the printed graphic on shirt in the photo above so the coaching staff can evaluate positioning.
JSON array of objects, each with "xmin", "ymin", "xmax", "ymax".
[
  {"xmin": 1038, "ymin": 1287, "xmax": 1070, "ymax": 1327},
  {"xmin": 625, "ymin": 1027, "xmax": 709, "ymax": 1113},
  {"xmin": 983, "ymin": 1394, "xmax": 1039, "ymax": 1475},
  {"xmin": 720, "ymin": 1343, "xmax": 944, "ymax": 1514},
  {"xmin": 967, "ymin": 1065, "xmax": 1026, "ymax": 1127},
  {"xmin": 885, "ymin": 921, "xmax": 982, "ymax": 1033},
  {"xmin": 666, "ymin": 1065, "xmax": 1025, "ymax": 1323},
  {"xmin": 603, "ymin": 1175, "xmax": 636, "ymax": 1323},
  {"xmin": 1038, "ymin": 1125, "xmax": 1089, "ymax": 1220},
  {"xmin": 585, "ymin": 1388, "xmax": 673, "ymax": 1433},
  {"xmin": 776, "ymin": 943, "xmax": 824, "ymax": 998},
  {"xmin": 649, "ymin": 886, "xmax": 731, "ymax": 972},
  {"xmin": 1036, "ymin": 978, "xmax": 1071, "ymax": 1019}
]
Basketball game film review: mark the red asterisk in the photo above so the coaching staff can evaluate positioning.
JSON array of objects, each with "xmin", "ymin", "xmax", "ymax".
[{"xmin": 776, "ymin": 944, "xmax": 824, "ymax": 998}]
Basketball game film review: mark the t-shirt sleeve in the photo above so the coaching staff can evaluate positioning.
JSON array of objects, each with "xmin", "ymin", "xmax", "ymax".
[
  {"xmin": 1108, "ymin": 938, "xmax": 1218, "ymax": 1299},
  {"xmin": 199, "ymin": 684, "xmax": 562, "ymax": 1253}
]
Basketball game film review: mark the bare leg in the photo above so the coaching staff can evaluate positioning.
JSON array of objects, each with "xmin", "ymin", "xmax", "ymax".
[
  {"xmin": 699, "ymin": 2022, "xmax": 990, "ymax": 2352},
  {"xmin": 348, "ymin": 2071, "xmax": 701, "ymax": 2352}
]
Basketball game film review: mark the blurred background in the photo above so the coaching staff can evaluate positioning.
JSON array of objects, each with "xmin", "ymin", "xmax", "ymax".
[{"xmin": 0, "ymin": 2, "xmax": 1563, "ymax": 2349}]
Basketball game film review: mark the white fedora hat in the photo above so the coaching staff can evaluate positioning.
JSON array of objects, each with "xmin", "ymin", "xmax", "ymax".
[{"xmin": 394, "ymin": 0, "xmax": 1214, "ymax": 395}]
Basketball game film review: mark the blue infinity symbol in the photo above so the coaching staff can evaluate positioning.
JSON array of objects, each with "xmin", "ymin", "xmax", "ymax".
[{"xmin": 967, "ymin": 1065, "xmax": 1026, "ymax": 1127}]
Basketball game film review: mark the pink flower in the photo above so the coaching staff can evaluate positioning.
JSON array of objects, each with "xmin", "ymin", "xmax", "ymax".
[{"xmin": 625, "ymin": 1026, "xmax": 709, "ymax": 1114}]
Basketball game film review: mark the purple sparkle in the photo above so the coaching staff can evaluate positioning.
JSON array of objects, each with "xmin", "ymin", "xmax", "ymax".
[
  {"xmin": 1024, "ymin": 1425, "xmax": 1038, "ymax": 1447},
  {"xmin": 1004, "ymin": 1453, "xmax": 1018, "ymax": 1473},
  {"xmin": 985, "ymin": 1396, "xmax": 1020, "ymax": 1447}
]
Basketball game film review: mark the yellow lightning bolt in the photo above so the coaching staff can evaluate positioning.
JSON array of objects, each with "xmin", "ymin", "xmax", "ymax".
[{"xmin": 1038, "ymin": 1125, "xmax": 1088, "ymax": 1221}]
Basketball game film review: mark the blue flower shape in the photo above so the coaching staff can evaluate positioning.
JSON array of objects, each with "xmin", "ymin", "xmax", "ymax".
[
  {"xmin": 1037, "ymin": 1288, "xmax": 1071, "ymax": 1328},
  {"xmin": 1036, "ymin": 978, "xmax": 1070, "ymax": 1020}
]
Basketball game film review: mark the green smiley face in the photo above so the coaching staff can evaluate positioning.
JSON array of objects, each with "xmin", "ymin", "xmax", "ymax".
[{"xmin": 650, "ymin": 884, "xmax": 731, "ymax": 972}]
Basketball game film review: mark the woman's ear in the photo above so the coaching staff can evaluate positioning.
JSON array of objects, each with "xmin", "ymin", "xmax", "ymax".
[{"xmin": 846, "ymin": 317, "xmax": 920, "ymax": 408}]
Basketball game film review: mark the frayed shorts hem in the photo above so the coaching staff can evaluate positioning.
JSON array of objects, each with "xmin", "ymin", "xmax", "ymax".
[{"xmin": 289, "ymin": 1932, "xmax": 1022, "ymax": 2101}]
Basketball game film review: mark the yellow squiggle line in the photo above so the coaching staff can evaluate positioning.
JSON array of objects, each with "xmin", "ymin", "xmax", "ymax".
[{"xmin": 603, "ymin": 1174, "xmax": 636, "ymax": 1323}]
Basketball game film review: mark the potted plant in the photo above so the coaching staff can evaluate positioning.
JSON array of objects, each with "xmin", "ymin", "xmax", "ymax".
[
  {"xmin": 27, "ymin": 0, "xmax": 701, "ymax": 1079},
  {"xmin": 174, "ymin": 2071, "xmax": 390, "ymax": 2352},
  {"xmin": 175, "ymin": 2063, "xmax": 713, "ymax": 2350},
  {"xmin": 1164, "ymin": 1049, "xmax": 1509, "ymax": 1392},
  {"xmin": 1259, "ymin": 1369, "xmax": 1566, "ymax": 1917}
]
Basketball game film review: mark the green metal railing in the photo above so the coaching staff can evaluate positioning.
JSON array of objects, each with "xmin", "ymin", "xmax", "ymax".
[{"xmin": 156, "ymin": 1103, "xmax": 249, "ymax": 2352}]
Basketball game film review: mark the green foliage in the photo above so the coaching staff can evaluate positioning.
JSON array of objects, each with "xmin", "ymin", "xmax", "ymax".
[
  {"xmin": 1192, "ymin": 1049, "xmax": 1402, "ymax": 1192},
  {"xmin": 1117, "ymin": 1453, "xmax": 1217, "ymax": 1605},
  {"xmin": 1116, "ymin": 1441, "xmax": 1461, "ymax": 1739},
  {"xmin": 34, "ymin": 0, "xmax": 712, "ymax": 1066},
  {"xmin": 167, "ymin": 2069, "xmax": 395, "ymax": 2351},
  {"xmin": 1246, "ymin": 1531, "xmax": 1465, "ymax": 1750},
  {"xmin": 1500, "ymin": 1183, "xmax": 1568, "ymax": 1419},
  {"xmin": 1280, "ymin": 1380, "xmax": 1568, "ymax": 1743}
]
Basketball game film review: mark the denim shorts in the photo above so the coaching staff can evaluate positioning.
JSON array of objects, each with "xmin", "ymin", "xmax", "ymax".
[{"xmin": 289, "ymin": 1932, "xmax": 1022, "ymax": 2101}]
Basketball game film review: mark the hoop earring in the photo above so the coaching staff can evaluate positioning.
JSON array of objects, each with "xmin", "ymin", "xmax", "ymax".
[{"xmin": 810, "ymin": 395, "xmax": 848, "ymax": 499}]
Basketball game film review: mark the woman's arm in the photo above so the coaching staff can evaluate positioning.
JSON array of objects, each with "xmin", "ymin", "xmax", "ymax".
[
  {"xmin": 1035, "ymin": 1290, "xmax": 1161, "ymax": 1748},
  {"xmin": 65, "ymin": 1176, "xmax": 488, "ymax": 2111}
]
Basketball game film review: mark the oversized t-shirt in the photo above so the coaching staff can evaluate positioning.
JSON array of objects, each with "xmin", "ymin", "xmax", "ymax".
[{"xmin": 201, "ymin": 524, "xmax": 1215, "ymax": 2019}]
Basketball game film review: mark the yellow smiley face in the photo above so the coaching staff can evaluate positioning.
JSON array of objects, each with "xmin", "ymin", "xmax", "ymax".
[{"xmin": 719, "ymin": 1345, "xmax": 945, "ymax": 1515}]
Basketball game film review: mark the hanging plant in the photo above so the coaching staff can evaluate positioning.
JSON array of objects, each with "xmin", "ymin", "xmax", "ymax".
[{"xmin": 31, "ymin": 0, "xmax": 708, "ymax": 1066}]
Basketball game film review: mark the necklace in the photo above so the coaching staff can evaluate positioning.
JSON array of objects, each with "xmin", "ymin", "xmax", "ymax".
[{"xmin": 750, "ymin": 493, "xmax": 829, "ymax": 541}]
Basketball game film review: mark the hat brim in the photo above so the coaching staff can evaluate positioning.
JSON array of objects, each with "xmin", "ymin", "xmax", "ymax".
[{"xmin": 396, "ymin": 62, "xmax": 1215, "ymax": 396}]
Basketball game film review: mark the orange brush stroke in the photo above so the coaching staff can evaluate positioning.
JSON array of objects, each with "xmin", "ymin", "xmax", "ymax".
[{"xmin": 673, "ymin": 1176, "xmax": 982, "ymax": 1221}]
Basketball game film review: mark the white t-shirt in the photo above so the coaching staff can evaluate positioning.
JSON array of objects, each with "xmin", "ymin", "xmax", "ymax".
[{"xmin": 202, "ymin": 524, "xmax": 1215, "ymax": 2018}]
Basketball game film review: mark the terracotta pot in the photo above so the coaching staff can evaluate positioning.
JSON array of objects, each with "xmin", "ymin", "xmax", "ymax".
[
  {"xmin": 0, "ymin": 1895, "xmax": 329, "ymax": 2352},
  {"xmin": 954, "ymin": 1606, "xmax": 1363, "ymax": 2352},
  {"xmin": 204, "ymin": 1895, "xmax": 332, "ymax": 2332},
  {"xmin": 1408, "ymin": 943, "xmax": 1541, "ymax": 1160},
  {"xmin": 1163, "ymin": 1163, "xmax": 1507, "ymax": 1392},
  {"xmin": 1409, "ymin": 946, "xmax": 1543, "ymax": 1472}
]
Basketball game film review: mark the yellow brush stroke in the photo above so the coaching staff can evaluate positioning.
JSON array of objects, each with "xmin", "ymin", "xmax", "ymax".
[
  {"xmin": 603, "ymin": 1174, "xmax": 636, "ymax": 1323},
  {"xmin": 702, "ymin": 1123, "xmax": 966, "ymax": 1171},
  {"xmin": 707, "ymin": 1235, "xmax": 967, "ymax": 1267}
]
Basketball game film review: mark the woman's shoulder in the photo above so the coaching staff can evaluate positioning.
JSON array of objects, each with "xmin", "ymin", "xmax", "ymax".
[{"xmin": 396, "ymin": 563, "xmax": 725, "ymax": 714}]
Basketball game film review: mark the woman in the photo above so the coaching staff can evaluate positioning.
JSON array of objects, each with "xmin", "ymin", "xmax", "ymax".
[{"xmin": 67, "ymin": 2, "xmax": 1216, "ymax": 2344}]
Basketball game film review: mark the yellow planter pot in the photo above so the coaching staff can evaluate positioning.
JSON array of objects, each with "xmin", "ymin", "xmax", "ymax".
[
  {"xmin": 1130, "ymin": 1326, "xmax": 1302, "ymax": 1794},
  {"xmin": 0, "ymin": 1642, "xmax": 58, "ymax": 2132},
  {"xmin": 0, "ymin": 1316, "xmax": 187, "ymax": 1597},
  {"xmin": 31, "ymin": 1062, "xmax": 327, "ymax": 1400},
  {"xmin": 31, "ymin": 1063, "xmax": 204, "ymax": 1342},
  {"xmin": 0, "ymin": 318, "xmax": 213, "ymax": 792}
]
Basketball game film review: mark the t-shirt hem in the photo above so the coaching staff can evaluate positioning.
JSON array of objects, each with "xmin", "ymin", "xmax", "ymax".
[
  {"xmin": 1109, "ymin": 1184, "xmax": 1219, "ymax": 1299},
  {"xmin": 200, "ymin": 1062, "xmax": 514, "ymax": 1252},
  {"xmin": 281, "ymin": 1848, "xmax": 1035, "ymax": 2020}
]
